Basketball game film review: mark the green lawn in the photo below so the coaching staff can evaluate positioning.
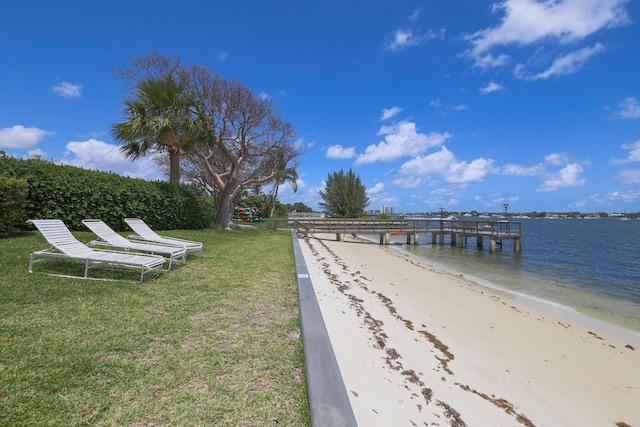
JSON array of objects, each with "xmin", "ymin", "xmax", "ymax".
[{"xmin": 0, "ymin": 226, "xmax": 310, "ymax": 426}]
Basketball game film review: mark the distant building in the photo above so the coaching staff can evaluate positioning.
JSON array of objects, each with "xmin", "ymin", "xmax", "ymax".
[{"xmin": 381, "ymin": 205, "xmax": 395, "ymax": 215}]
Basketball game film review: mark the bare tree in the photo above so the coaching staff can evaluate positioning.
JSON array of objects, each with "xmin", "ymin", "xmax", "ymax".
[
  {"xmin": 185, "ymin": 68, "xmax": 301, "ymax": 228},
  {"xmin": 113, "ymin": 49, "xmax": 185, "ymax": 89}
]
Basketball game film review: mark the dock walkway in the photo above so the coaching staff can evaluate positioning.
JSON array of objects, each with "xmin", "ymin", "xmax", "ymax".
[{"xmin": 292, "ymin": 218, "xmax": 522, "ymax": 253}]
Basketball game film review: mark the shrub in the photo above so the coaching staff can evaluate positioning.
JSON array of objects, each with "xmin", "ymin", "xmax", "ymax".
[
  {"xmin": 0, "ymin": 175, "xmax": 29, "ymax": 233},
  {"xmin": 0, "ymin": 153, "xmax": 214, "ymax": 231}
]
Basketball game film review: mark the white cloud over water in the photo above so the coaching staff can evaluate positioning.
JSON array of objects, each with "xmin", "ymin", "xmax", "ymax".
[{"xmin": 537, "ymin": 163, "xmax": 585, "ymax": 192}]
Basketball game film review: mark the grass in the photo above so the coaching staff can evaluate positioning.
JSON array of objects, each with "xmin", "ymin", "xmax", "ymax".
[{"xmin": 0, "ymin": 226, "xmax": 310, "ymax": 426}]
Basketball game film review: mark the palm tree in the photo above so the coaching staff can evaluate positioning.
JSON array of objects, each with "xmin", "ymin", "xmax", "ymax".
[
  {"xmin": 111, "ymin": 77, "xmax": 196, "ymax": 184},
  {"xmin": 269, "ymin": 167, "xmax": 298, "ymax": 218}
]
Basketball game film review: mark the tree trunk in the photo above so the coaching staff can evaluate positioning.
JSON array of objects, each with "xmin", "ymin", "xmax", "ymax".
[
  {"xmin": 269, "ymin": 182, "xmax": 280, "ymax": 218},
  {"xmin": 214, "ymin": 180, "xmax": 237, "ymax": 228},
  {"xmin": 167, "ymin": 131, "xmax": 181, "ymax": 184},
  {"xmin": 169, "ymin": 150, "xmax": 180, "ymax": 183}
]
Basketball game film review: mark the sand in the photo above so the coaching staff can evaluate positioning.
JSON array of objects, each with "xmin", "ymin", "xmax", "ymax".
[{"xmin": 298, "ymin": 233, "xmax": 640, "ymax": 427}]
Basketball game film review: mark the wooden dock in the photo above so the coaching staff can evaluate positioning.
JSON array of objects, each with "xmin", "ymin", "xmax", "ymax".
[{"xmin": 292, "ymin": 218, "xmax": 522, "ymax": 253}]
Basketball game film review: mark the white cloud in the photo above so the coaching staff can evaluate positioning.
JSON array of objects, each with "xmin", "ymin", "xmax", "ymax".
[
  {"xmin": 444, "ymin": 158, "xmax": 495, "ymax": 184},
  {"xmin": 398, "ymin": 146, "xmax": 457, "ymax": 177},
  {"xmin": 278, "ymin": 178, "xmax": 325, "ymax": 210},
  {"xmin": 295, "ymin": 137, "xmax": 314, "ymax": 150},
  {"xmin": 62, "ymin": 139, "xmax": 132, "ymax": 169},
  {"xmin": 589, "ymin": 189, "xmax": 640, "ymax": 204},
  {"xmin": 385, "ymin": 28, "xmax": 444, "ymax": 51},
  {"xmin": 326, "ymin": 144, "xmax": 356, "ymax": 159},
  {"xmin": 272, "ymin": 176, "xmax": 307, "ymax": 203},
  {"xmin": 430, "ymin": 99, "xmax": 469, "ymax": 112},
  {"xmin": 26, "ymin": 148, "xmax": 47, "ymax": 158},
  {"xmin": 615, "ymin": 169, "xmax": 640, "ymax": 184},
  {"xmin": 381, "ymin": 106, "xmax": 402, "ymax": 121},
  {"xmin": 473, "ymin": 53, "xmax": 511, "ymax": 69},
  {"xmin": 499, "ymin": 153, "xmax": 582, "ymax": 186},
  {"xmin": 451, "ymin": 104, "xmax": 469, "ymax": 111},
  {"xmin": 0, "ymin": 125, "xmax": 54, "ymax": 149},
  {"xmin": 355, "ymin": 120, "xmax": 452, "ymax": 165},
  {"xmin": 500, "ymin": 153, "xmax": 586, "ymax": 192},
  {"xmin": 52, "ymin": 81, "xmax": 82, "ymax": 98},
  {"xmin": 500, "ymin": 163, "xmax": 545, "ymax": 176},
  {"xmin": 367, "ymin": 182, "xmax": 386, "ymax": 197},
  {"xmin": 610, "ymin": 140, "xmax": 640, "ymax": 164},
  {"xmin": 519, "ymin": 43, "xmax": 605, "ymax": 80},
  {"xmin": 505, "ymin": 196, "xmax": 520, "ymax": 204},
  {"xmin": 465, "ymin": 0, "xmax": 629, "ymax": 68},
  {"xmin": 408, "ymin": 10, "xmax": 420, "ymax": 23},
  {"xmin": 480, "ymin": 81, "xmax": 504, "ymax": 94},
  {"xmin": 61, "ymin": 138, "xmax": 163, "ymax": 180},
  {"xmin": 295, "ymin": 177, "xmax": 307, "ymax": 190},
  {"xmin": 613, "ymin": 97, "xmax": 640, "ymax": 119},
  {"xmin": 392, "ymin": 175, "xmax": 427, "ymax": 189},
  {"xmin": 387, "ymin": 29, "xmax": 415, "ymax": 50},
  {"xmin": 545, "ymin": 152, "xmax": 569, "ymax": 165},
  {"xmin": 537, "ymin": 163, "xmax": 585, "ymax": 192}
]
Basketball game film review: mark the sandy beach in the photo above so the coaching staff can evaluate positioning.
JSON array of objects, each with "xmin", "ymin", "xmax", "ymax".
[{"xmin": 298, "ymin": 233, "xmax": 640, "ymax": 427}]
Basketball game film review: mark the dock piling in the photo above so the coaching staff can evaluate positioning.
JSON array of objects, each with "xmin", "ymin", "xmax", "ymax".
[{"xmin": 293, "ymin": 219, "xmax": 522, "ymax": 253}]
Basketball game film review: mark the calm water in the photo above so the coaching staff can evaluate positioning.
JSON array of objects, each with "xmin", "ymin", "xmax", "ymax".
[{"xmin": 390, "ymin": 218, "xmax": 640, "ymax": 333}]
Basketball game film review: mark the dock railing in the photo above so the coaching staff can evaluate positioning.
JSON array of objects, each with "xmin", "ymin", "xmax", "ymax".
[{"xmin": 262, "ymin": 218, "xmax": 522, "ymax": 253}]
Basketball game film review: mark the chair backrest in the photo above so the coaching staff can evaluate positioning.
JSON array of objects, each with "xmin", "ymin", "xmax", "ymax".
[
  {"xmin": 82, "ymin": 219, "xmax": 130, "ymax": 246},
  {"xmin": 27, "ymin": 219, "xmax": 95, "ymax": 258},
  {"xmin": 124, "ymin": 218, "xmax": 160, "ymax": 239}
]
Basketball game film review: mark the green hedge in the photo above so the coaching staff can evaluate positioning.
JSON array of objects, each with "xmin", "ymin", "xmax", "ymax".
[
  {"xmin": 0, "ymin": 154, "xmax": 215, "ymax": 233},
  {"xmin": 0, "ymin": 175, "xmax": 29, "ymax": 232}
]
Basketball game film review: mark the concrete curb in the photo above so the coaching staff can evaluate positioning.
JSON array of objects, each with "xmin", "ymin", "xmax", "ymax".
[{"xmin": 291, "ymin": 230, "xmax": 357, "ymax": 427}]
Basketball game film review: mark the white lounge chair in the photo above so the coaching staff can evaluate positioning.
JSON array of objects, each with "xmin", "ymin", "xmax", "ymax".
[
  {"xmin": 27, "ymin": 219, "xmax": 166, "ymax": 281},
  {"xmin": 82, "ymin": 219, "xmax": 187, "ymax": 269},
  {"xmin": 124, "ymin": 218, "xmax": 203, "ymax": 257}
]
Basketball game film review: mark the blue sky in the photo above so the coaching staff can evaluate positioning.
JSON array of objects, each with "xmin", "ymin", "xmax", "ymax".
[{"xmin": 2, "ymin": 0, "xmax": 640, "ymax": 214}]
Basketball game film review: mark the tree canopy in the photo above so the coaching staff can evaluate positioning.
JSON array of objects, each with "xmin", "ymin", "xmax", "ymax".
[
  {"xmin": 112, "ymin": 77, "xmax": 197, "ymax": 184},
  {"xmin": 187, "ymin": 71, "xmax": 300, "ymax": 227},
  {"xmin": 113, "ymin": 51, "xmax": 303, "ymax": 228},
  {"xmin": 318, "ymin": 168, "xmax": 369, "ymax": 218}
]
